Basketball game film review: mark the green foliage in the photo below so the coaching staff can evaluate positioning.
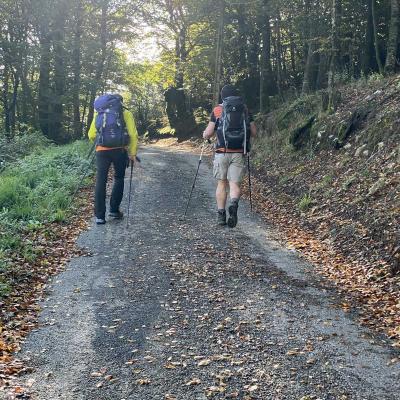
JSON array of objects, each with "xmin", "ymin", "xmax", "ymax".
[
  {"xmin": 322, "ymin": 175, "xmax": 334, "ymax": 186},
  {"xmin": 276, "ymin": 95, "xmax": 321, "ymax": 132},
  {"xmin": 0, "ymin": 279, "xmax": 11, "ymax": 297},
  {"xmin": 342, "ymin": 175, "xmax": 357, "ymax": 191},
  {"xmin": 0, "ymin": 141, "xmax": 93, "ymax": 222},
  {"xmin": 0, "ymin": 140, "xmax": 93, "ymax": 298},
  {"xmin": 278, "ymin": 175, "xmax": 291, "ymax": 185},
  {"xmin": 298, "ymin": 193, "xmax": 313, "ymax": 212},
  {"xmin": 0, "ymin": 130, "xmax": 51, "ymax": 170},
  {"xmin": 124, "ymin": 61, "xmax": 170, "ymax": 135},
  {"xmin": 322, "ymin": 188, "xmax": 335, "ymax": 199},
  {"xmin": 367, "ymin": 73, "xmax": 385, "ymax": 84},
  {"xmin": 253, "ymin": 94, "xmax": 322, "ymax": 165},
  {"xmin": 314, "ymin": 174, "xmax": 334, "ymax": 193},
  {"xmin": 0, "ymin": 177, "xmax": 30, "ymax": 210},
  {"xmin": 0, "ymin": 232, "xmax": 23, "ymax": 253},
  {"xmin": 158, "ymin": 126, "xmax": 176, "ymax": 136},
  {"xmin": 1, "ymin": 0, "xmax": 398, "ymax": 145},
  {"xmin": 52, "ymin": 209, "xmax": 66, "ymax": 223}
]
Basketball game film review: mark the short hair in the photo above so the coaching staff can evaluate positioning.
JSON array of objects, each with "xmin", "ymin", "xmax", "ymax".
[{"xmin": 221, "ymin": 85, "xmax": 239, "ymax": 100}]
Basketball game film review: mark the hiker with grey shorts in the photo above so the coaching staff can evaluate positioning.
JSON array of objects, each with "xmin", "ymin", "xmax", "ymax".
[{"xmin": 203, "ymin": 85, "xmax": 257, "ymax": 227}]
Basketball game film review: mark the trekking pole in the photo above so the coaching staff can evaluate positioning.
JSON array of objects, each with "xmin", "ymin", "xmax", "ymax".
[
  {"xmin": 247, "ymin": 153, "xmax": 253, "ymax": 212},
  {"xmin": 86, "ymin": 141, "xmax": 96, "ymax": 160},
  {"xmin": 126, "ymin": 159, "xmax": 134, "ymax": 227},
  {"xmin": 183, "ymin": 140, "xmax": 209, "ymax": 217}
]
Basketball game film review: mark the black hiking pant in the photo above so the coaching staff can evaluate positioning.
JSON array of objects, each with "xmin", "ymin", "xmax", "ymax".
[{"xmin": 95, "ymin": 148, "xmax": 128, "ymax": 219}]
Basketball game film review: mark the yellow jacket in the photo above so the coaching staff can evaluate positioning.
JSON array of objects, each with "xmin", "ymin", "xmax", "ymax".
[{"xmin": 88, "ymin": 109, "xmax": 138, "ymax": 156}]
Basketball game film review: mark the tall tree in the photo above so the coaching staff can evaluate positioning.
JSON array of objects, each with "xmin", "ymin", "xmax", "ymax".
[
  {"xmin": 86, "ymin": 0, "xmax": 108, "ymax": 134},
  {"xmin": 236, "ymin": 4, "xmax": 248, "ymax": 76},
  {"xmin": 363, "ymin": 0, "xmax": 377, "ymax": 74},
  {"xmin": 328, "ymin": 0, "xmax": 341, "ymax": 112},
  {"xmin": 72, "ymin": 0, "xmax": 83, "ymax": 138},
  {"xmin": 213, "ymin": 0, "xmax": 225, "ymax": 105},
  {"xmin": 371, "ymin": 0, "xmax": 384, "ymax": 74},
  {"xmin": 274, "ymin": 8, "xmax": 284, "ymax": 99},
  {"xmin": 302, "ymin": 0, "xmax": 317, "ymax": 94},
  {"xmin": 52, "ymin": 0, "xmax": 68, "ymax": 142},
  {"xmin": 37, "ymin": 13, "xmax": 51, "ymax": 138},
  {"xmin": 259, "ymin": 0, "xmax": 272, "ymax": 112},
  {"xmin": 385, "ymin": 0, "xmax": 400, "ymax": 73},
  {"xmin": 1, "ymin": 0, "xmax": 400, "ymax": 141}
]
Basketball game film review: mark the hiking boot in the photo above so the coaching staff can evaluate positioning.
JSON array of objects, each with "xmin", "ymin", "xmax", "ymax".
[
  {"xmin": 96, "ymin": 217, "xmax": 106, "ymax": 225},
  {"xmin": 109, "ymin": 211, "xmax": 124, "ymax": 219},
  {"xmin": 217, "ymin": 209, "xmax": 227, "ymax": 226},
  {"xmin": 227, "ymin": 202, "xmax": 238, "ymax": 228}
]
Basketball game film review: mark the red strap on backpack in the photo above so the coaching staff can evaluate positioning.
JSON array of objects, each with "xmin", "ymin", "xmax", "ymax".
[{"xmin": 213, "ymin": 105, "xmax": 223, "ymax": 120}]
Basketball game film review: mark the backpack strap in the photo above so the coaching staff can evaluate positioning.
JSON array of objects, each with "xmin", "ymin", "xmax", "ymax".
[
  {"xmin": 213, "ymin": 105, "xmax": 226, "ymax": 151},
  {"xmin": 120, "ymin": 106, "xmax": 127, "ymax": 131}
]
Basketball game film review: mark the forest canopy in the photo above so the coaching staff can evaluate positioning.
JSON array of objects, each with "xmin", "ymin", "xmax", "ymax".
[{"xmin": 1, "ymin": 0, "xmax": 399, "ymax": 142}]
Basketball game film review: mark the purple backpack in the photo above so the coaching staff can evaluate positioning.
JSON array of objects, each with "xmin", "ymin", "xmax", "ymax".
[{"xmin": 94, "ymin": 94, "xmax": 129, "ymax": 147}]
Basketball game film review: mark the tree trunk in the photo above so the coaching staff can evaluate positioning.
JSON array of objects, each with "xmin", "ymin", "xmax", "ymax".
[
  {"xmin": 81, "ymin": 91, "xmax": 90, "ymax": 128},
  {"xmin": 86, "ymin": 1, "xmax": 108, "ymax": 134},
  {"xmin": 38, "ymin": 29, "xmax": 51, "ymax": 138},
  {"xmin": 363, "ymin": 0, "xmax": 377, "ymax": 74},
  {"xmin": 289, "ymin": 30, "xmax": 297, "ymax": 78},
  {"xmin": 213, "ymin": 0, "xmax": 225, "ymax": 105},
  {"xmin": 371, "ymin": 0, "xmax": 384, "ymax": 74},
  {"xmin": 2, "ymin": 64, "xmax": 11, "ymax": 136},
  {"xmin": 328, "ymin": 0, "xmax": 340, "ymax": 112},
  {"xmin": 287, "ymin": 11, "xmax": 299, "ymax": 89},
  {"xmin": 236, "ymin": 4, "xmax": 247, "ymax": 74},
  {"xmin": 72, "ymin": 0, "xmax": 83, "ymax": 139},
  {"xmin": 248, "ymin": 34, "xmax": 260, "ymax": 80},
  {"xmin": 275, "ymin": 9, "xmax": 283, "ymax": 99},
  {"xmin": 10, "ymin": 71, "xmax": 20, "ymax": 132},
  {"xmin": 385, "ymin": 0, "xmax": 400, "ymax": 73},
  {"xmin": 20, "ymin": 64, "xmax": 35, "ymax": 127},
  {"xmin": 9, "ymin": 8, "xmax": 34, "ymax": 128},
  {"xmin": 336, "ymin": 0, "xmax": 343, "ymax": 71},
  {"xmin": 315, "ymin": 52, "xmax": 327, "ymax": 90},
  {"xmin": 175, "ymin": 26, "xmax": 186, "ymax": 89},
  {"xmin": 52, "ymin": 1, "xmax": 68, "ymax": 143},
  {"xmin": 302, "ymin": 0, "xmax": 316, "ymax": 94},
  {"xmin": 259, "ymin": 0, "xmax": 271, "ymax": 112},
  {"xmin": 302, "ymin": 40, "xmax": 316, "ymax": 94},
  {"xmin": 175, "ymin": 36, "xmax": 181, "ymax": 87}
]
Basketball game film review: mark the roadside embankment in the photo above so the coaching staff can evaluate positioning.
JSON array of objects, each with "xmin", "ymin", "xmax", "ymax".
[{"xmin": 248, "ymin": 75, "xmax": 400, "ymax": 346}]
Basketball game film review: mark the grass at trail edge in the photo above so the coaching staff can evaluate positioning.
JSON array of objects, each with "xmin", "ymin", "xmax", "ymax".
[{"xmin": 0, "ymin": 140, "xmax": 94, "ymax": 298}]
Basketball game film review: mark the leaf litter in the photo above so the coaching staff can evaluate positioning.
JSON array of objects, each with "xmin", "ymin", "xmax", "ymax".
[
  {"xmin": 240, "ymin": 144, "xmax": 400, "ymax": 348},
  {"xmin": 0, "ymin": 188, "xmax": 93, "ymax": 396}
]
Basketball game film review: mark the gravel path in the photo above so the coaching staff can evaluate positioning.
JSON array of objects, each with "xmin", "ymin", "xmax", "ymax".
[{"xmin": 12, "ymin": 147, "xmax": 400, "ymax": 400}]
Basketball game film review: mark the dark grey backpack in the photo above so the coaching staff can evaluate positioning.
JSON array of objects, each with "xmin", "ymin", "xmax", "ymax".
[{"xmin": 217, "ymin": 96, "xmax": 249, "ymax": 152}]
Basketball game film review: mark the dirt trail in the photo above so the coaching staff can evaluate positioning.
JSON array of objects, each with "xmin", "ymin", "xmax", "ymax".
[{"xmin": 9, "ymin": 147, "xmax": 400, "ymax": 400}]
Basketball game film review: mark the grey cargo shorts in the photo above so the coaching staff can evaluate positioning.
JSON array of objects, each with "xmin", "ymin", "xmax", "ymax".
[{"xmin": 213, "ymin": 153, "xmax": 246, "ymax": 183}]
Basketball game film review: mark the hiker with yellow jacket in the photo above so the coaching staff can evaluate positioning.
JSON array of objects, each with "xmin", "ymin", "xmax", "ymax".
[{"xmin": 88, "ymin": 94, "xmax": 139, "ymax": 225}]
